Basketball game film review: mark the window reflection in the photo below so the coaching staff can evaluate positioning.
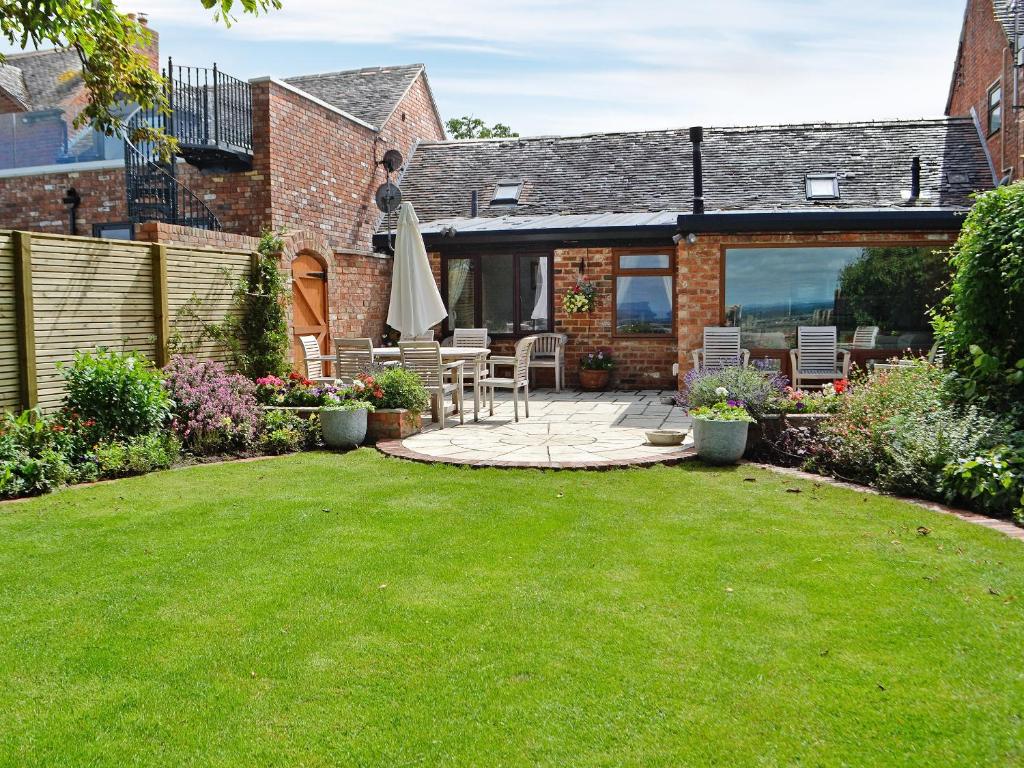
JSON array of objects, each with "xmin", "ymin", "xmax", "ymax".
[{"xmin": 724, "ymin": 246, "xmax": 946, "ymax": 350}]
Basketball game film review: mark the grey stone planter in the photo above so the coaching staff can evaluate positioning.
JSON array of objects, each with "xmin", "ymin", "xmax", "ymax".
[
  {"xmin": 693, "ymin": 418, "xmax": 750, "ymax": 465},
  {"xmin": 320, "ymin": 408, "xmax": 368, "ymax": 449}
]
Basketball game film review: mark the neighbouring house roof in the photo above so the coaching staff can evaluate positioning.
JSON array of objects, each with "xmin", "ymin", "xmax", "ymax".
[
  {"xmin": 384, "ymin": 118, "xmax": 990, "ymax": 241},
  {"xmin": 0, "ymin": 63, "xmax": 31, "ymax": 111},
  {"xmin": 2, "ymin": 48, "xmax": 84, "ymax": 112},
  {"xmin": 282, "ymin": 64, "xmax": 427, "ymax": 130}
]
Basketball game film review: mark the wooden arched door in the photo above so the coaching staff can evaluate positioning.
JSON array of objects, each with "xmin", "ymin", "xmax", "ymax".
[{"xmin": 291, "ymin": 253, "xmax": 330, "ymax": 369}]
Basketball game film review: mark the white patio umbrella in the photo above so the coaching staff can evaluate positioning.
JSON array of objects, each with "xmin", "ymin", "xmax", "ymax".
[{"xmin": 387, "ymin": 202, "xmax": 447, "ymax": 339}]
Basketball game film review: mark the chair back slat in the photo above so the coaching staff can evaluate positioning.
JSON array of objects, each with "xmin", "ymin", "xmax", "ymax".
[
  {"xmin": 798, "ymin": 326, "xmax": 838, "ymax": 371},
  {"xmin": 334, "ymin": 337, "xmax": 374, "ymax": 382},
  {"xmin": 453, "ymin": 328, "xmax": 489, "ymax": 348},
  {"xmin": 531, "ymin": 332, "xmax": 565, "ymax": 359},
  {"xmin": 852, "ymin": 325, "xmax": 879, "ymax": 349},
  {"xmin": 300, "ymin": 335, "xmax": 324, "ymax": 380},
  {"xmin": 514, "ymin": 336, "xmax": 538, "ymax": 384},
  {"xmin": 703, "ymin": 326, "xmax": 742, "ymax": 368},
  {"xmin": 399, "ymin": 341, "xmax": 443, "ymax": 387}
]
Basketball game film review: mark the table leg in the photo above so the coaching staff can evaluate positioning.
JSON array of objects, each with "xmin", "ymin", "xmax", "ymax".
[{"xmin": 473, "ymin": 354, "xmax": 481, "ymax": 422}]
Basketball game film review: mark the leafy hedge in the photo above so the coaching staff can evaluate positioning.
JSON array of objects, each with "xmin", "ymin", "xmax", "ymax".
[{"xmin": 934, "ymin": 182, "xmax": 1024, "ymax": 421}]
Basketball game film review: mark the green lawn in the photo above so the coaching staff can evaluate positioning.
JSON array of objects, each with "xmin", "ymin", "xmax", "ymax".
[{"xmin": 1, "ymin": 451, "xmax": 1022, "ymax": 767}]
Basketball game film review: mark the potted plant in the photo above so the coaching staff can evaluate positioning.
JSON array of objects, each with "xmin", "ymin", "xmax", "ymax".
[
  {"xmin": 690, "ymin": 396, "xmax": 755, "ymax": 465},
  {"xmin": 320, "ymin": 399, "xmax": 374, "ymax": 449},
  {"xmin": 579, "ymin": 349, "xmax": 614, "ymax": 391},
  {"xmin": 357, "ymin": 368, "xmax": 430, "ymax": 441}
]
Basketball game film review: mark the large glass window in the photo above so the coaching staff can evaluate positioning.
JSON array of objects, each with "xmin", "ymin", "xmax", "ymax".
[
  {"xmin": 442, "ymin": 251, "xmax": 553, "ymax": 336},
  {"xmin": 614, "ymin": 250, "xmax": 674, "ymax": 335},
  {"xmin": 724, "ymin": 246, "xmax": 947, "ymax": 351}
]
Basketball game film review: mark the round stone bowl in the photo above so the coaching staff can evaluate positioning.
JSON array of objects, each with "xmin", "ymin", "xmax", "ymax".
[
  {"xmin": 645, "ymin": 429, "xmax": 687, "ymax": 447},
  {"xmin": 321, "ymin": 407, "xmax": 368, "ymax": 449}
]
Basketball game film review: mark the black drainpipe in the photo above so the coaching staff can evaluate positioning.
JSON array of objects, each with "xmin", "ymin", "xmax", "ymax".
[
  {"xmin": 470, "ymin": 190, "xmax": 478, "ymax": 217},
  {"xmin": 689, "ymin": 126, "xmax": 704, "ymax": 215},
  {"xmin": 909, "ymin": 156, "xmax": 921, "ymax": 201},
  {"xmin": 62, "ymin": 187, "xmax": 81, "ymax": 236}
]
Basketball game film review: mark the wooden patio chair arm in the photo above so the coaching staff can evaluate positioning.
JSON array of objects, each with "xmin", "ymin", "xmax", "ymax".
[{"xmin": 839, "ymin": 349, "xmax": 851, "ymax": 378}]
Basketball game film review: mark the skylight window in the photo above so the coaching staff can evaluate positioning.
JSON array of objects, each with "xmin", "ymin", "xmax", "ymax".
[
  {"xmin": 491, "ymin": 180, "xmax": 523, "ymax": 205},
  {"xmin": 806, "ymin": 173, "xmax": 840, "ymax": 200}
]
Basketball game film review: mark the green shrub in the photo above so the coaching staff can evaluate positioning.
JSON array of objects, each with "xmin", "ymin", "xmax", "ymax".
[
  {"xmin": 357, "ymin": 368, "xmax": 430, "ymax": 413},
  {"xmin": 60, "ymin": 348, "xmax": 172, "ymax": 439},
  {"xmin": 94, "ymin": 433, "xmax": 180, "ymax": 479},
  {"xmin": 943, "ymin": 444, "xmax": 1024, "ymax": 522},
  {"xmin": 933, "ymin": 182, "xmax": 1024, "ymax": 420},
  {"xmin": 690, "ymin": 402, "xmax": 754, "ymax": 422},
  {"xmin": 259, "ymin": 409, "xmax": 304, "ymax": 455},
  {"xmin": 0, "ymin": 410, "xmax": 79, "ymax": 498}
]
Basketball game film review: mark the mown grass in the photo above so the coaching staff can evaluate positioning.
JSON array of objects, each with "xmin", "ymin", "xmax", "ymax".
[{"xmin": 1, "ymin": 450, "xmax": 1022, "ymax": 767}]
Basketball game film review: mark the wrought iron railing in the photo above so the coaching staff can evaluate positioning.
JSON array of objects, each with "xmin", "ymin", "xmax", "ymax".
[
  {"xmin": 167, "ymin": 58, "xmax": 253, "ymax": 152},
  {"xmin": 123, "ymin": 104, "xmax": 221, "ymax": 231}
]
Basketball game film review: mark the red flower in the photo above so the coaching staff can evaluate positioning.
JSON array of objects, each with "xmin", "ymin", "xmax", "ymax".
[
  {"xmin": 83, "ymin": 419, "xmax": 96, "ymax": 427},
  {"xmin": 833, "ymin": 378, "xmax": 849, "ymax": 394},
  {"xmin": 51, "ymin": 424, "xmax": 65, "ymax": 432}
]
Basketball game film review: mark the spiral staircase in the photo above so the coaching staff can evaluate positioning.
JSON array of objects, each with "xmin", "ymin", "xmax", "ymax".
[{"xmin": 124, "ymin": 59, "xmax": 254, "ymax": 232}]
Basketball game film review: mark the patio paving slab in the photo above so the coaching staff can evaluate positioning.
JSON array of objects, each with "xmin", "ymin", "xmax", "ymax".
[{"xmin": 376, "ymin": 389, "xmax": 694, "ymax": 470}]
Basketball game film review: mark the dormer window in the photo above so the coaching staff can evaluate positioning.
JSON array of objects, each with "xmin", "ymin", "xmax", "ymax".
[
  {"xmin": 491, "ymin": 179, "xmax": 523, "ymax": 205},
  {"xmin": 806, "ymin": 173, "xmax": 840, "ymax": 200}
]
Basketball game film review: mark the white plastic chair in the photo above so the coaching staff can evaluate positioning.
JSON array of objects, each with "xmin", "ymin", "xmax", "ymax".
[
  {"xmin": 299, "ymin": 334, "xmax": 334, "ymax": 384},
  {"xmin": 333, "ymin": 337, "xmax": 374, "ymax": 385},
  {"xmin": 398, "ymin": 341, "xmax": 464, "ymax": 429},
  {"xmin": 528, "ymin": 333, "xmax": 567, "ymax": 392},
  {"xmin": 479, "ymin": 336, "xmax": 537, "ymax": 422},
  {"xmin": 690, "ymin": 327, "xmax": 750, "ymax": 369},
  {"xmin": 851, "ymin": 326, "xmax": 880, "ymax": 349},
  {"xmin": 789, "ymin": 326, "xmax": 851, "ymax": 388}
]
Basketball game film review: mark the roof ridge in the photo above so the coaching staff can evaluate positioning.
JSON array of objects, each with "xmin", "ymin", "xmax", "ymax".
[
  {"xmin": 4, "ymin": 47, "xmax": 74, "ymax": 60},
  {"xmin": 414, "ymin": 117, "xmax": 973, "ymax": 148},
  {"xmin": 283, "ymin": 63, "xmax": 423, "ymax": 81}
]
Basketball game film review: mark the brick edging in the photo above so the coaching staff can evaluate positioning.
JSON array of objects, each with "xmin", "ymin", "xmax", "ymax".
[
  {"xmin": 375, "ymin": 438, "xmax": 697, "ymax": 471},
  {"xmin": 743, "ymin": 461, "xmax": 1024, "ymax": 541}
]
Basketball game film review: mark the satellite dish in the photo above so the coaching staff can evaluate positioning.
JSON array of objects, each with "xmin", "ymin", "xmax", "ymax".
[
  {"xmin": 381, "ymin": 149, "xmax": 404, "ymax": 173},
  {"xmin": 374, "ymin": 182, "xmax": 402, "ymax": 213}
]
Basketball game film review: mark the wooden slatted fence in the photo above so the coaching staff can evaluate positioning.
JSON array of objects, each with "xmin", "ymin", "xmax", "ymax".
[{"xmin": 0, "ymin": 230, "xmax": 256, "ymax": 413}]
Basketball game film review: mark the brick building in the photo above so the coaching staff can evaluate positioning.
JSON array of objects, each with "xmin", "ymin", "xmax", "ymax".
[
  {"xmin": 0, "ymin": 29, "xmax": 446, "ymax": 361},
  {"xmin": 947, "ymin": 0, "xmax": 1024, "ymax": 181},
  {"xmin": 376, "ymin": 120, "xmax": 991, "ymax": 388}
]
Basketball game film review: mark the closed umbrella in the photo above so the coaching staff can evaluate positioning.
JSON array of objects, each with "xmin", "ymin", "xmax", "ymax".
[{"xmin": 387, "ymin": 202, "xmax": 447, "ymax": 339}]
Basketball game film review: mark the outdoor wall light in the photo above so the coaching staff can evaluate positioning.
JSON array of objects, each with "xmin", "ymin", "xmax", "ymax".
[
  {"xmin": 62, "ymin": 187, "xmax": 81, "ymax": 236},
  {"xmin": 578, "ymin": 257, "xmax": 586, "ymax": 274}
]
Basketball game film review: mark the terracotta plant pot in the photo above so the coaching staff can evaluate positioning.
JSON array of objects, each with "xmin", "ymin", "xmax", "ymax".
[
  {"xmin": 578, "ymin": 368, "xmax": 610, "ymax": 391},
  {"xmin": 366, "ymin": 408, "xmax": 421, "ymax": 441}
]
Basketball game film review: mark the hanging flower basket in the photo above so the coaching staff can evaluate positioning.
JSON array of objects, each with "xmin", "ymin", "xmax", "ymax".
[{"xmin": 563, "ymin": 278, "xmax": 596, "ymax": 314}]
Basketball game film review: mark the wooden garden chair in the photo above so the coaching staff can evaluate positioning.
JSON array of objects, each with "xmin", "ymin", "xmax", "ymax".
[
  {"xmin": 299, "ymin": 334, "xmax": 335, "ymax": 384},
  {"xmin": 690, "ymin": 326, "xmax": 750, "ymax": 370},
  {"xmin": 479, "ymin": 336, "xmax": 537, "ymax": 422},
  {"xmin": 333, "ymin": 337, "xmax": 375, "ymax": 385},
  {"xmin": 398, "ymin": 341, "xmax": 464, "ymax": 429},
  {"xmin": 789, "ymin": 326, "xmax": 850, "ymax": 389},
  {"xmin": 528, "ymin": 333, "xmax": 567, "ymax": 392}
]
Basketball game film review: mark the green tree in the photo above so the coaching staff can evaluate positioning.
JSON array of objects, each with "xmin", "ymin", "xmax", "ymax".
[
  {"xmin": 446, "ymin": 116, "xmax": 519, "ymax": 140},
  {"xmin": 0, "ymin": 0, "xmax": 280, "ymax": 155},
  {"xmin": 836, "ymin": 246, "xmax": 948, "ymax": 335}
]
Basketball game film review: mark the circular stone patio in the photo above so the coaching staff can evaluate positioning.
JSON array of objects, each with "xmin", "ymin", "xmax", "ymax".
[{"xmin": 377, "ymin": 389, "xmax": 694, "ymax": 469}]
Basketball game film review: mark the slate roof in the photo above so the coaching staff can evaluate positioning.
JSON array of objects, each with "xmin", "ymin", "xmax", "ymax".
[
  {"xmin": 2, "ymin": 48, "xmax": 83, "ymax": 111},
  {"xmin": 390, "ymin": 118, "xmax": 991, "ymax": 230},
  {"xmin": 0, "ymin": 63, "xmax": 30, "ymax": 110},
  {"xmin": 283, "ymin": 64, "xmax": 425, "ymax": 129}
]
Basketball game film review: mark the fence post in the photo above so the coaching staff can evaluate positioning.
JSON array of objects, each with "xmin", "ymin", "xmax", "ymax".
[
  {"xmin": 12, "ymin": 231, "xmax": 37, "ymax": 411},
  {"xmin": 151, "ymin": 243, "xmax": 171, "ymax": 367}
]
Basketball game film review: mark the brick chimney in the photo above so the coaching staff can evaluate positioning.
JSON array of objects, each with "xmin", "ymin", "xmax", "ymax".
[{"xmin": 131, "ymin": 13, "xmax": 160, "ymax": 73}]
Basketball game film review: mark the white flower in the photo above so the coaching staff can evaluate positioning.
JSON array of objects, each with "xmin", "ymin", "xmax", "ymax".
[
  {"xmin": 352, "ymin": 379, "xmax": 366, "ymax": 390},
  {"xmin": 714, "ymin": 386, "xmax": 729, "ymax": 397}
]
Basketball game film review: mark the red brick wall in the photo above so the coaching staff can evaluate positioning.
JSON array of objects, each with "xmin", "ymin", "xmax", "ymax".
[
  {"xmin": 0, "ymin": 164, "xmax": 126, "ymax": 233},
  {"xmin": 948, "ymin": 0, "xmax": 1019, "ymax": 179},
  {"xmin": 0, "ymin": 92, "xmax": 27, "ymax": 113}
]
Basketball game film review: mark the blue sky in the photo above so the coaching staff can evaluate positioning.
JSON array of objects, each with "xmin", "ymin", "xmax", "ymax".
[{"xmin": 19, "ymin": 1, "xmax": 970, "ymax": 135}]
